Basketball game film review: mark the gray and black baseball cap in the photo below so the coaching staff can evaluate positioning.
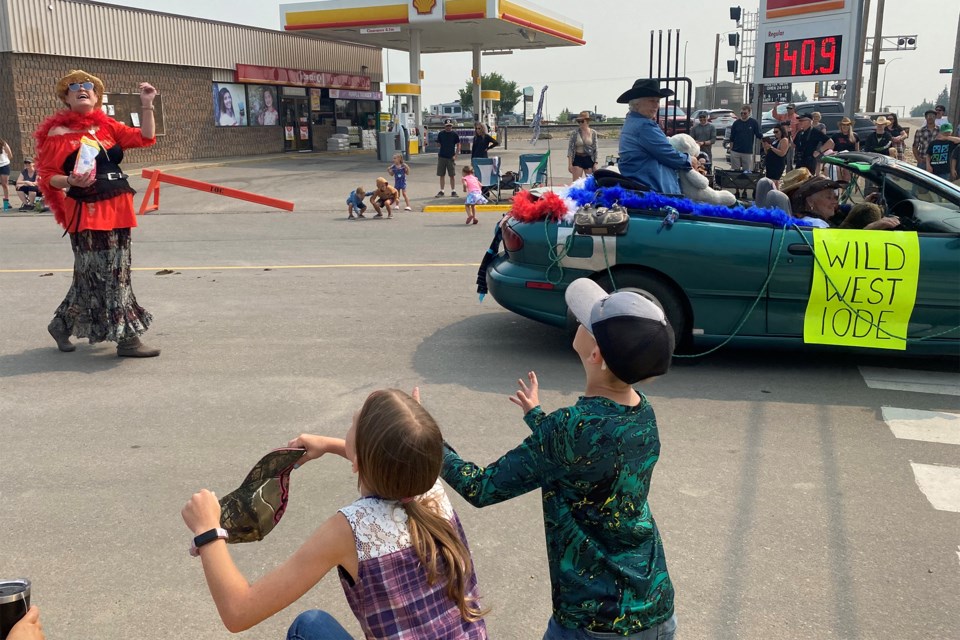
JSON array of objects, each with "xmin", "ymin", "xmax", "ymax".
[{"xmin": 565, "ymin": 278, "xmax": 675, "ymax": 383}]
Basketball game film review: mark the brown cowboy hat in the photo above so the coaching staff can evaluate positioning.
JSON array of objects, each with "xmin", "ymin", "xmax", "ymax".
[
  {"xmin": 617, "ymin": 79, "xmax": 674, "ymax": 103},
  {"xmin": 576, "ymin": 110, "xmax": 592, "ymax": 122},
  {"xmin": 874, "ymin": 115, "xmax": 890, "ymax": 126},
  {"xmin": 838, "ymin": 117, "xmax": 854, "ymax": 126}
]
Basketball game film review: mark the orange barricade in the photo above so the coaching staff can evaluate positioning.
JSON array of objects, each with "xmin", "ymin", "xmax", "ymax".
[{"xmin": 138, "ymin": 169, "xmax": 295, "ymax": 214}]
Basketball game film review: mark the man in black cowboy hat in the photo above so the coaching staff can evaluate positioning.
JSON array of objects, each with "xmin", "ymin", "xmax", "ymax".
[{"xmin": 617, "ymin": 78, "xmax": 698, "ymax": 194}]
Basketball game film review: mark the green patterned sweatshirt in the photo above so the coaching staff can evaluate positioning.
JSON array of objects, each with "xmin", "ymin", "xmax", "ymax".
[{"xmin": 441, "ymin": 394, "xmax": 674, "ymax": 634}]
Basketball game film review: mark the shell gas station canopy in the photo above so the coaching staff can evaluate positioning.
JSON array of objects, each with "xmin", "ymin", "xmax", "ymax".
[{"xmin": 278, "ymin": 0, "xmax": 584, "ymax": 133}]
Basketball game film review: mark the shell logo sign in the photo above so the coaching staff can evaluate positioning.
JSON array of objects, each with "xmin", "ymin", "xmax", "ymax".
[{"xmin": 412, "ymin": 0, "xmax": 437, "ymax": 15}]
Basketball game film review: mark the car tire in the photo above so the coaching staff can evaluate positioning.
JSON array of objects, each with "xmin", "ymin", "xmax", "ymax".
[{"xmin": 595, "ymin": 271, "xmax": 690, "ymax": 352}]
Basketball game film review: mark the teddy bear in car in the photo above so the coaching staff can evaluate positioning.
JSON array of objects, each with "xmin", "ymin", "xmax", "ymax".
[{"xmin": 668, "ymin": 133, "xmax": 737, "ymax": 206}]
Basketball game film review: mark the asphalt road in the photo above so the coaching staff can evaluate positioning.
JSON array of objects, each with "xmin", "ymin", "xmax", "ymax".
[{"xmin": 1, "ymin": 150, "xmax": 958, "ymax": 640}]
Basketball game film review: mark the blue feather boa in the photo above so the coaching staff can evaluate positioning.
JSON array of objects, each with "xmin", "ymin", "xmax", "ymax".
[{"xmin": 565, "ymin": 177, "xmax": 811, "ymax": 227}]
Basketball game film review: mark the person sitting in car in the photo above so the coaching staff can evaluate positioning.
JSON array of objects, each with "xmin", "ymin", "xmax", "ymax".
[
  {"xmin": 616, "ymin": 78, "xmax": 698, "ymax": 195},
  {"xmin": 780, "ymin": 168, "xmax": 898, "ymax": 230}
]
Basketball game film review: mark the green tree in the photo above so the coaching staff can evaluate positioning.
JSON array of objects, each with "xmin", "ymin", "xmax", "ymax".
[
  {"xmin": 934, "ymin": 86, "xmax": 950, "ymax": 110},
  {"xmin": 791, "ymin": 90, "xmax": 808, "ymax": 102},
  {"xmin": 457, "ymin": 72, "xmax": 521, "ymax": 119},
  {"xmin": 558, "ymin": 108, "xmax": 573, "ymax": 122},
  {"xmin": 910, "ymin": 99, "xmax": 934, "ymax": 117}
]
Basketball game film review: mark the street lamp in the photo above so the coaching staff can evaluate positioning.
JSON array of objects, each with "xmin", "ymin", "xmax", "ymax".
[{"xmin": 879, "ymin": 57, "xmax": 902, "ymax": 110}]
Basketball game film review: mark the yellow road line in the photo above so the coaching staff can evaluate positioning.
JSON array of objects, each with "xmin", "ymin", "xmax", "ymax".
[
  {"xmin": 423, "ymin": 205, "xmax": 512, "ymax": 213},
  {"xmin": 0, "ymin": 263, "xmax": 482, "ymax": 274}
]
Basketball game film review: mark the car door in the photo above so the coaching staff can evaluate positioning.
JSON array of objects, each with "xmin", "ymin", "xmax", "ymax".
[{"xmin": 766, "ymin": 166, "xmax": 960, "ymax": 343}]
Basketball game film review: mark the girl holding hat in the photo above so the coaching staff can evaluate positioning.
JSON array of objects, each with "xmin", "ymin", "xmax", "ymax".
[
  {"xmin": 34, "ymin": 69, "xmax": 161, "ymax": 357},
  {"xmin": 566, "ymin": 111, "xmax": 598, "ymax": 180}
]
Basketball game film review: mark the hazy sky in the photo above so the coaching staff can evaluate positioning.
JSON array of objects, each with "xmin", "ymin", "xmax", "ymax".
[{"xmin": 104, "ymin": 0, "xmax": 957, "ymax": 118}]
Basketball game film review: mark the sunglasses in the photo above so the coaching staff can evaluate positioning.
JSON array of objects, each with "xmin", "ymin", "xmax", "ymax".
[
  {"xmin": 67, "ymin": 81, "xmax": 95, "ymax": 93},
  {"xmin": 576, "ymin": 119, "xmax": 586, "ymax": 123}
]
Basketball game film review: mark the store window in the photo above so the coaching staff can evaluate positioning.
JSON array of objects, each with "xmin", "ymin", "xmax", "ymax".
[{"xmin": 335, "ymin": 99, "xmax": 356, "ymax": 125}]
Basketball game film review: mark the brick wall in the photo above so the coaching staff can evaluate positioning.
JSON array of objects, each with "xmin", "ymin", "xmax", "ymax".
[{"xmin": 4, "ymin": 53, "xmax": 298, "ymax": 164}]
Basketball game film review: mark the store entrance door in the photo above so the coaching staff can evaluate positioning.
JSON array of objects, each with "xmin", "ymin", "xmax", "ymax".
[{"xmin": 280, "ymin": 96, "xmax": 313, "ymax": 152}]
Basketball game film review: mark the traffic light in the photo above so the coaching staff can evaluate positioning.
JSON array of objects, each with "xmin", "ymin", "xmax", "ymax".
[
  {"xmin": 727, "ymin": 60, "xmax": 738, "ymax": 73},
  {"xmin": 728, "ymin": 33, "xmax": 740, "ymax": 47},
  {"xmin": 730, "ymin": 6, "xmax": 741, "ymax": 22}
]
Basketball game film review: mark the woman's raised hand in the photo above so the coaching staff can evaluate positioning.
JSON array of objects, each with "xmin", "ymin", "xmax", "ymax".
[{"xmin": 138, "ymin": 82, "xmax": 157, "ymax": 106}]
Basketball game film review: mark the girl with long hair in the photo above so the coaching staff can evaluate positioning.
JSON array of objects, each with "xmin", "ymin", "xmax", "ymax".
[
  {"xmin": 761, "ymin": 124, "xmax": 790, "ymax": 182},
  {"xmin": 182, "ymin": 388, "xmax": 488, "ymax": 640},
  {"xmin": 885, "ymin": 112, "xmax": 907, "ymax": 160},
  {"xmin": 218, "ymin": 87, "xmax": 238, "ymax": 126}
]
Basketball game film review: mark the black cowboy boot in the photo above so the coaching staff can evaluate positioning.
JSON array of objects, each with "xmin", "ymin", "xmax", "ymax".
[
  {"xmin": 117, "ymin": 336, "xmax": 161, "ymax": 358},
  {"xmin": 47, "ymin": 317, "xmax": 76, "ymax": 352}
]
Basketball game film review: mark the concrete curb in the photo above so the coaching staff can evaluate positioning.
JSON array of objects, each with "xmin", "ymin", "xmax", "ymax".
[{"xmin": 422, "ymin": 204, "xmax": 512, "ymax": 213}]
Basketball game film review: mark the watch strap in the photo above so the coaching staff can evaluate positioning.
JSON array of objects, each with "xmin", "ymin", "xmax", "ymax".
[{"xmin": 189, "ymin": 527, "xmax": 229, "ymax": 557}]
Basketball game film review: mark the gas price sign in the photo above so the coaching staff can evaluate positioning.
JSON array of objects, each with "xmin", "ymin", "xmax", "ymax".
[
  {"xmin": 764, "ymin": 35, "xmax": 842, "ymax": 78},
  {"xmin": 755, "ymin": 1, "xmax": 859, "ymax": 84}
]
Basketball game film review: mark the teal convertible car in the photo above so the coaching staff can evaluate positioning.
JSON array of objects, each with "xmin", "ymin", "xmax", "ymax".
[{"xmin": 484, "ymin": 153, "xmax": 960, "ymax": 356}]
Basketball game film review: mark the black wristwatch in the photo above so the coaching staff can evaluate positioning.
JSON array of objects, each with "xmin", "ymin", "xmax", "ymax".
[{"xmin": 190, "ymin": 527, "xmax": 228, "ymax": 557}]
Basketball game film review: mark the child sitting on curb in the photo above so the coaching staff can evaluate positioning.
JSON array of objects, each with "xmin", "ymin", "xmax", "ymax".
[
  {"xmin": 440, "ymin": 278, "xmax": 678, "ymax": 639},
  {"xmin": 371, "ymin": 177, "xmax": 399, "ymax": 219},
  {"xmin": 346, "ymin": 187, "xmax": 366, "ymax": 220}
]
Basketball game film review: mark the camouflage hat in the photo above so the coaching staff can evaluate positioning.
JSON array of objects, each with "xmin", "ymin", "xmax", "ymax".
[{"xmin": 218, "ymin": 447, "xmax": 306, "ymax": 544}]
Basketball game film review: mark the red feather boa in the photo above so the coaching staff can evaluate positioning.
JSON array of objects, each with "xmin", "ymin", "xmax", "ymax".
[
  {"xmin": 509, "ymin": 190, "xmax": 569, "ymax": 223},
  {"xmin": 34, "ymin": 108, "xmax": 114, "ymax": 146},
  {"xmin": 34, "ymin": 109, "xmax": 116, "ymax": 227}
]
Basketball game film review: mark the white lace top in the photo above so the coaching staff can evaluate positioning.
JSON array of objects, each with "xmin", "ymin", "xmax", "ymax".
[{"xmin": 336, "ymin": 480, "xmax": 487, "ymax": 639}]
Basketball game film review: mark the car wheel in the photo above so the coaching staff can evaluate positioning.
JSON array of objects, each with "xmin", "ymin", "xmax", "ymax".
[{"xmin": 597, "ymin": 271, "xmax": 690, "ymax": 351}]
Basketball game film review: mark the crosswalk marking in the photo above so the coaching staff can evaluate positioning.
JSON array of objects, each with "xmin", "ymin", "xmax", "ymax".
[
  {"xmin": 859, "ymin": 367, "xmax": 960, "ymax": 396},
  {"xmin": 909, "ymin": 463, "xmax": 960, "ymax": 513},
  {"xmin": 882, "ymin": 407, "xmax": 960, "ymax": 446}
]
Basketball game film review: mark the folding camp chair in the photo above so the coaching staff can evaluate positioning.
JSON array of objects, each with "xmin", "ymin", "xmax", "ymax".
[
  {"xmin": 515, "ymin": 152, "xmax": 549, "ymax": 193},
  {"xmin": 472, "ymin": 157, "xmax": 501, "ymax": 203}
]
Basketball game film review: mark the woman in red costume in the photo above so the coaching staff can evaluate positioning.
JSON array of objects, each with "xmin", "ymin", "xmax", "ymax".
[{"xmin": 36, "ymin": 70, "xmax": 161, "ymax": 357}]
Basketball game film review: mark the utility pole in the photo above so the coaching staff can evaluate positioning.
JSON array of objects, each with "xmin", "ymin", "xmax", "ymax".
[
  {"xmin": 711, "ymin": 33, "xmax": 720, "ymax": 109},
  {"xmin": 852, "ymin": 0, "xmax": 871, "ymax": 112},
  {"xmin": 865, "ymin": 0, "xmax": 885, "ymax": 112}
]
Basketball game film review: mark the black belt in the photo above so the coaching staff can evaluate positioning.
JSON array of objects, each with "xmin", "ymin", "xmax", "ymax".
[{"xmin": 96, "ymin": 172, "xmax": 128, "ymax": 181}]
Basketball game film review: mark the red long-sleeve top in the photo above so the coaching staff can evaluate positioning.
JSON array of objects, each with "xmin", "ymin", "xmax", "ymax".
[{"xmin": 35, "ymin": 110, "xmax": 155, "ymax": 232}]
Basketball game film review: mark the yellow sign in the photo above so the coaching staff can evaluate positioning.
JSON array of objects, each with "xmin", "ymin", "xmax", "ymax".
[{"xmin": 803, "ymin": 230, "xmax": 920, "ymax": 349}]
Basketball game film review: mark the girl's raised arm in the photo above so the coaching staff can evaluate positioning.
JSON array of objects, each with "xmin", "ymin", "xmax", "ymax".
[{"xmin": 183, "ymin": 492, "xmax": 355, "ymax": 633}]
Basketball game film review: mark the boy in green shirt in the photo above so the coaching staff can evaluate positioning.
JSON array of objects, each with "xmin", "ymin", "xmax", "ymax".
[{"xmin": 442, "ymin": 278, "xmax": 677, "ymax": 638}]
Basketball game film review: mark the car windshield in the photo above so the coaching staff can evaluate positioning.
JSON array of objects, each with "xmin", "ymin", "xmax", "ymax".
[
  {"xmin": 886, "ymin": 166, "xmax": 960, "ymax": 209},
  {"xmin": 837, "ymin": 160, "xmax": 960, "ymax": 210}
]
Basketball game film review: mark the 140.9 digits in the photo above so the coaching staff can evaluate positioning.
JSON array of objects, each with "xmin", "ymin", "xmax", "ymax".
[{"xmin": 764, "ymin": 35, "xmax": 842, "ymax": 78}]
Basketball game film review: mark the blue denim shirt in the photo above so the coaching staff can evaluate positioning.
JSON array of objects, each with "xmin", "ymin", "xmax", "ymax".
[{"xmin": 618, "ymin": 111, "xmax": 691, "ymax": 195}]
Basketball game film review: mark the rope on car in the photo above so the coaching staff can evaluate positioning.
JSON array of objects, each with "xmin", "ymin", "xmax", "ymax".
[
  {"xmin": 672, "ymin": 223, "xmax": 791, "ymax": 358},
  {"xmin": 543, "ymin": 218, "xmax": 576, "ymax": 285}
]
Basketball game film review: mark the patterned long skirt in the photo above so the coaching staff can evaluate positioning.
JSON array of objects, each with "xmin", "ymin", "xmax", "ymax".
[{"xmin": 53, "ymin": 228, "xmax": 153, "ymax": 344}]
